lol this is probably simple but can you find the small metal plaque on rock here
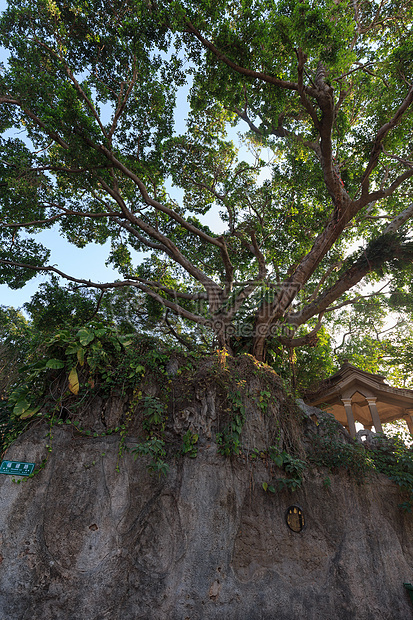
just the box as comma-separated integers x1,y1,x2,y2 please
286,505,305,533
0,460,35,476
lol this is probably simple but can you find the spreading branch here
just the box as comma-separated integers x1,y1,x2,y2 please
359,83,413,196
184,19,300,92
0,259,210,326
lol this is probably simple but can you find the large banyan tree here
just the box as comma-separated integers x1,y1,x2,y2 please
1,0,413,360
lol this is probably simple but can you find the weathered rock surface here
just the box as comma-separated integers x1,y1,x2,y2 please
0,422,412,620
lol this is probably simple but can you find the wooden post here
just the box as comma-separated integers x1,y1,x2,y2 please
404,410,413,436
341,398,357,438
366,397,383,433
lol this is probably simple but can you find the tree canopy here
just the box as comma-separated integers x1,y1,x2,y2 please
1,0,413,364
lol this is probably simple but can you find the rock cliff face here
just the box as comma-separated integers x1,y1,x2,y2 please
0,360,412,619
0,426,412,620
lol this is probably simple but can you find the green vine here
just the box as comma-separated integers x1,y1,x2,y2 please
132,438,169,478
217,387,247,456
308,421,373,482
181,430,199,458
116,387,142,471
132,395,169,477
0,325,177,453
262,445,306,493
368,434,413,511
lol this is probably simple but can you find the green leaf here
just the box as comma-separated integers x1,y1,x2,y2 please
273,455,284,468
13,398,31,417
20,405,41,419
46,358,65,369
77,327,95,346
77,347,85,366
68,367,80,395
262,481,268,491
65,344,81,355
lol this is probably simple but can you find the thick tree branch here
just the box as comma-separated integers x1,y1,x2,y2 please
233,106,289,138
185,19,301,92
1,206,120,228
95,176,223,298
0,97,70,149
278,314,324,347
111,218,171,253
1,214,65,228
250,230,267,280
383,202,413,233
359,83,413,196
33,38,111,140
128,276,208,300
108,58,139,141
218,237,234,300
164,309,196,351
251,187,412,360
296,49,321,130
0,259,209,326
288,206,413,325
76,134,225,250
356,168,413,209
311,61,349,205
221,229,268,321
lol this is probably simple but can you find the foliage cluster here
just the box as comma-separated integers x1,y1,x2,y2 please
0,301,208,475
1,307,413,509
369,434,413,511
216,385,247,457
307,418,413,510
1,0,413,365
308,418,374,481
263,446,307,492
0,315,180,455
132,395,170,477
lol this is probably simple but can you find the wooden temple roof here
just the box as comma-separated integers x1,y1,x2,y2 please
304,361,413,430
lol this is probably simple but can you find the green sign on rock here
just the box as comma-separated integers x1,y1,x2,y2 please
0,460,35,476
